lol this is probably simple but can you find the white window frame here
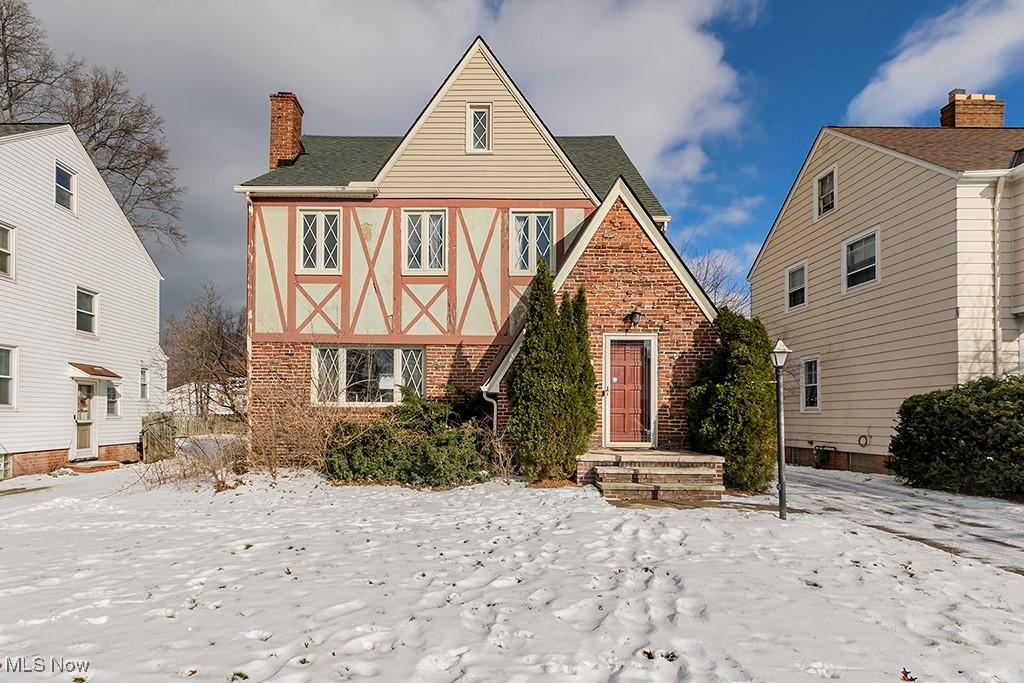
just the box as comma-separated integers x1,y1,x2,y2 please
0,223,14,280
800,356,821,414
466,103,492,153
311,346,425,407
55,160,77,214
784,260,807,312
509,210,556,275
75,287,98,336
812,164,837,222
106,381,121,418
0,345,15,409
297,210,342,273
402,209,447,275
140,367,150,401
841,226,881,294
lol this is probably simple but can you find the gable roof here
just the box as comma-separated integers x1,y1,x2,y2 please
831,126,1024,172
747,124,1024,279
480,177,715,394
0,122,65,138
240,134,666,217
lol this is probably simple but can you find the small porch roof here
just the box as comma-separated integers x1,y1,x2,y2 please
69,363,121,379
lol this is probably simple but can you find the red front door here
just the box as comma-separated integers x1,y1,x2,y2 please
609,340,650,443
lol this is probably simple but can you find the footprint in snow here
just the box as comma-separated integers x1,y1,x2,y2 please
240,629,273,641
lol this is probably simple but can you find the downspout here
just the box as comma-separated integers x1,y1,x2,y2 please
482,390,499,435
993,176,1006,377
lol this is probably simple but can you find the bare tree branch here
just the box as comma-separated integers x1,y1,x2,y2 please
687,249,751,313
0,0,186,248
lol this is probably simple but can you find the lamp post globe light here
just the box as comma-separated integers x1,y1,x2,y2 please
771,340,791,520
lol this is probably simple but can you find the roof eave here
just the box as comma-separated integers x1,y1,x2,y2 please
234,183,380,198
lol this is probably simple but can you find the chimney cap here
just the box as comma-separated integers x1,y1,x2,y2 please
270,91,304,114
948,88,967,101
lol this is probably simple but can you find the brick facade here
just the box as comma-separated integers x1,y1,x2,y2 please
248,197,718,452
557,198,717,449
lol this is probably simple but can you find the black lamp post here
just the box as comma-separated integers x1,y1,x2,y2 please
770,339,792,520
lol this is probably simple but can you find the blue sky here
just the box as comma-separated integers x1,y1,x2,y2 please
29,0,1024,317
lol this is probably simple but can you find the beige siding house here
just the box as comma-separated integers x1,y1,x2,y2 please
749,91,1024,472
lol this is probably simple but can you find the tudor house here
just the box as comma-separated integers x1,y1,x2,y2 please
0,123,165,478
237,38,717,456
749,90,1024,473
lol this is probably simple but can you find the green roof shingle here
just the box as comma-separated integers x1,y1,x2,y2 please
240,134,666,217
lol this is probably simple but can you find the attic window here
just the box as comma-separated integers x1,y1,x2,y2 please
467,104,491,152
815,166,836,219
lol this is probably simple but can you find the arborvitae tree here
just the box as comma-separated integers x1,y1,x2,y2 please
687,308,776,491
507,261,563,478
567,288,597,457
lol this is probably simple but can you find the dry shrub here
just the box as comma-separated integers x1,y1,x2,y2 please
247,380,338,477
136,434,245,492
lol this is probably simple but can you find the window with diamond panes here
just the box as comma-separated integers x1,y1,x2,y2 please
511,212,554,274
405,211,445,272
299,212,340,272
469,105,490,151
401,349,425,398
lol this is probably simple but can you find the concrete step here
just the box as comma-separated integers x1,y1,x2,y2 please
67,460,121,474
596,481,724,502
578,451,723,485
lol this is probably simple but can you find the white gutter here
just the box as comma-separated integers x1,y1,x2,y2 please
232,183,380,198
993,175,1006,377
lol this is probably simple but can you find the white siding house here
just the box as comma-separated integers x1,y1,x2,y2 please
749,91,1024,473
0,123,165,477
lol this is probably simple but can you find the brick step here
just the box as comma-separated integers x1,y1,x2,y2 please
578,452,723,485
594,465,720,485
67,460,121,474
596,481,724,502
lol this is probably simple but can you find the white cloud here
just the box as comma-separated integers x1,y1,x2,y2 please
675,195,763,245
27,0,754,314
847,0,1024,124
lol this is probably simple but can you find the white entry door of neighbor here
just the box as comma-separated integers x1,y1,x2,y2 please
73,381,97,461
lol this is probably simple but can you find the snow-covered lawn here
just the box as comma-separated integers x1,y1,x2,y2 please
1,469,1023,682
739,467,1024,573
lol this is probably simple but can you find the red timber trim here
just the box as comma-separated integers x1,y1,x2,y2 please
246,203,256,338
248,198,595,345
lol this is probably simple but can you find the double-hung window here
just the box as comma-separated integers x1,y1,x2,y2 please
76,288,97,334
313,346,425,405
0,346,14,407
56,162,76,212
0,224,12,278
299,211,341,272
511,212,553,274
843,229,879,292
815,166,836,218
106,383,121,417
467,104,491,152
405,211,446,273
140,367,150,400
785,262,806,311
801,357,820,412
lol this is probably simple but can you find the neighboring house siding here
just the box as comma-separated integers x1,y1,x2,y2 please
955,179,1018,382
376,50,589,200
0,128,164,468
750,132,959,460
1013,176,1024,317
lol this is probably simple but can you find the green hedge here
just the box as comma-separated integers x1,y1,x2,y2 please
888,375,1024,497
687,308,777,492
324,394,491,487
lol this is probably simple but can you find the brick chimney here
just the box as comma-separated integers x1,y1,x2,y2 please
940,89,1005,128
269,92,304,169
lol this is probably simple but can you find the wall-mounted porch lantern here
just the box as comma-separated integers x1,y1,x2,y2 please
626,307,643,327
